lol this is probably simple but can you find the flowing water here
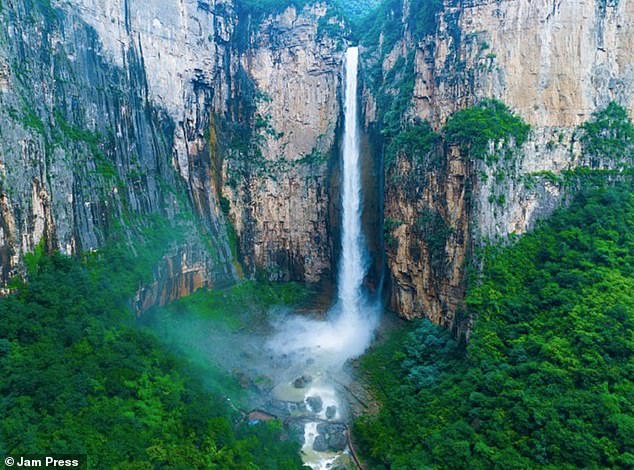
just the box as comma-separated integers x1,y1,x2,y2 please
149,46,379,470
265,46,380,469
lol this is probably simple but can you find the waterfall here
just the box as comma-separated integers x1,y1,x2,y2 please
267,46,379,366
337,46,370,328
266,45,381,469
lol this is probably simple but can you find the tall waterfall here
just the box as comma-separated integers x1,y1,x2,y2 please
267,46,379,366
337,46,370,329
266,46,381,468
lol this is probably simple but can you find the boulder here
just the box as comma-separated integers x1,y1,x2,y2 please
286,420,306,445
313,434,328,452
325,405,337,419
306,395,323,413
327,431,347,451
293,374,312,388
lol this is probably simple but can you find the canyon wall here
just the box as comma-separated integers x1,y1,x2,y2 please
0,0,346,303
2,0,631,324
223,5,345,282
363,0,634,327
0,0,238,305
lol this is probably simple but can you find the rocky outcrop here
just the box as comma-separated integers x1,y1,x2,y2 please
363,0,634,328
416,0,634,127
385,144,469,326
74,0,348,284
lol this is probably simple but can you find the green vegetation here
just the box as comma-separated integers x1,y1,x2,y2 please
366,52,416,139
235,0,309,20
360,0,443,138
356,183,634,469
383,217,402,249
444,99,531,159
297,148,328,166
143,281,309,408
385,120,440,169
154,281,308,333
579,101,634,168
21,106,46,134
0,249,304,468
362,0,442,52
415,208,453,275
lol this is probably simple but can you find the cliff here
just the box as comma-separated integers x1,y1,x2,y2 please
223,4,346,282
0,0,347,303
0,0,241,306
1,0,631,324
362,0,634,328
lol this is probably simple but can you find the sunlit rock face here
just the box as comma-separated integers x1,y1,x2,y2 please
72,0,347,283
363,0,634,329
0,0,240,304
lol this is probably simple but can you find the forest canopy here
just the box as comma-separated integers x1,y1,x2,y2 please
355,182,634,469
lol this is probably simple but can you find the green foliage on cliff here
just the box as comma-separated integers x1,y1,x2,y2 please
0,253,304,468
362,0,442,50
415,208,453,276
235,0,309,19
154,281,308,333
385,120,440,169
579,101,634,168
360,0,443,137
444,99,531,159
383,217,402,249
356,183,634,469
369,52,417,138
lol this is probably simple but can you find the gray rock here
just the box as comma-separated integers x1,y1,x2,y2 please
312,434,328,452
293,374,312,388
286,420,306,445
325,405,337,419
327,431,347,451
306,395,323,413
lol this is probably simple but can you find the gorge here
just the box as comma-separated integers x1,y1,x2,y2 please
0,0,633,468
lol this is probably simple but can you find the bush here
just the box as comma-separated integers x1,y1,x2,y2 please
0,252,304,468
385,121,440,169
443,99,530,159
579,101,634,168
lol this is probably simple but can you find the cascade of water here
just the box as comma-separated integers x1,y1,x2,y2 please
337,46,369,325
266,45,380,470
267,46,378,364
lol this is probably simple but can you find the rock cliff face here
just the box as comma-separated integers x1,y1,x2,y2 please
0,0,346,303
363,0,634,328
223,4,345,282
0,0,238,305
2,0,630,325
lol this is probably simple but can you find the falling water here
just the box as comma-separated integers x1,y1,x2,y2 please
338,46,369,326
267,46,379,363
263,46,381,469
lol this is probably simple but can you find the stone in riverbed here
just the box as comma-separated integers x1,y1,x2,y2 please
327,431,347,451
306,395,323,413
293,375,312,388
330,454,354,469
315,422,347,451
286,420,306,445
313,434,328,452
317,422,346,435
325,405,337,419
